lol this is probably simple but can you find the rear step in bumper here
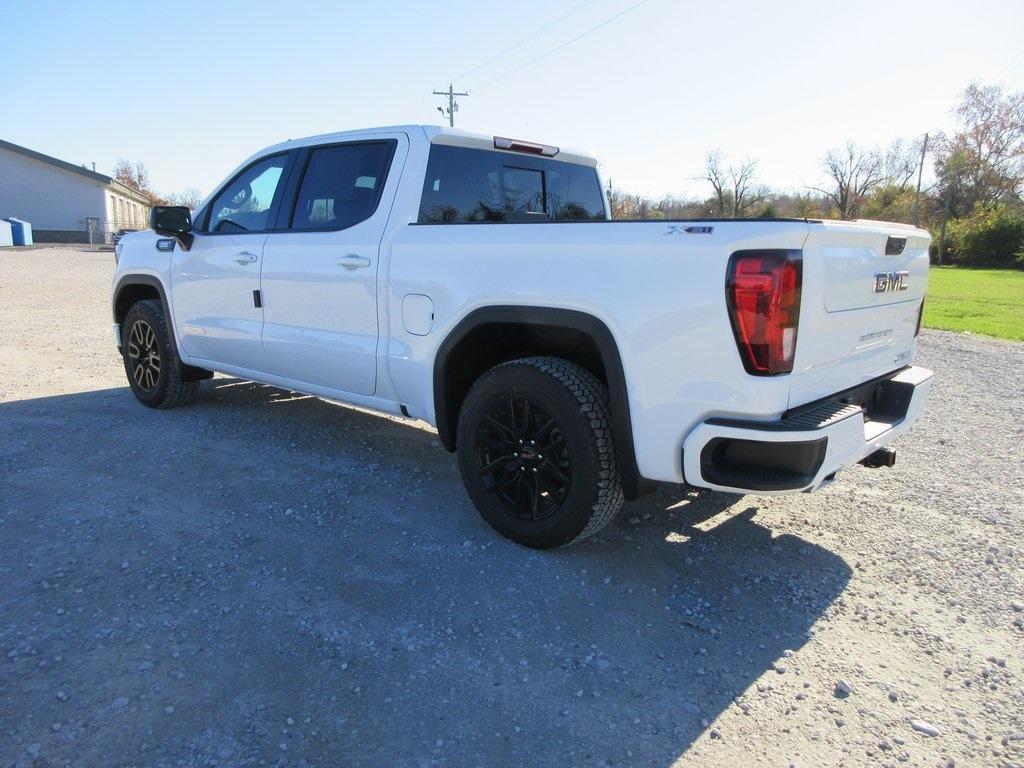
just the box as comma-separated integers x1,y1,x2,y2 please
681,366,933,495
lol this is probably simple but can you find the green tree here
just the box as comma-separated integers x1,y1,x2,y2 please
945,203,1024,268
934,83,1024,215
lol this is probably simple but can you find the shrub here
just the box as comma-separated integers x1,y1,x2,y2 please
862,185,916,224
944,204,1024,268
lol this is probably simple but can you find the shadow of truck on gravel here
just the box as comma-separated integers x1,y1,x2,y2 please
0,379,852,768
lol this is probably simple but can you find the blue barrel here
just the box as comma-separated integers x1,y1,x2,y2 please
0,220,12,247
5,218,33,246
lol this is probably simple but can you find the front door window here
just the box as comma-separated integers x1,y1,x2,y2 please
206,155,288,233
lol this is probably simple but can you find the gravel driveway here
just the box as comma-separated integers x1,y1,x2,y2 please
1,248,1022,768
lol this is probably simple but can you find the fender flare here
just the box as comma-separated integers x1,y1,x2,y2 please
113,274,211,381
113,273,170,323
433,305,653,499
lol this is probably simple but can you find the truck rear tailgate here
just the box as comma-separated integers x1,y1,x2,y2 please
789,220,929,408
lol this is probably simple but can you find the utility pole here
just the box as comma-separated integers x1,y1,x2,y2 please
433,83,468,127
912,132,929,227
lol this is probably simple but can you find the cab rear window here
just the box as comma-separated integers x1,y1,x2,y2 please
418,145,605,223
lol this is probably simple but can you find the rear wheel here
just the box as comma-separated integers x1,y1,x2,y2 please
121,299,199,409
456,356,624,548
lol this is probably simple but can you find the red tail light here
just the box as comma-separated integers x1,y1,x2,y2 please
726,250,802,376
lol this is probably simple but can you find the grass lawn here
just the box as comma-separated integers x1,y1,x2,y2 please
924,267,1024,341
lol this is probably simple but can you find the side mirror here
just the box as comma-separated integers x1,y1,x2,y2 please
149,206,193,250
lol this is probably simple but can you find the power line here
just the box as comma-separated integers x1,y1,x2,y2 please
467,0,654,93
450,0,599,83
993,44,1024,82
408,0,596,120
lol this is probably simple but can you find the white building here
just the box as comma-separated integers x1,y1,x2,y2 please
0,139,152,243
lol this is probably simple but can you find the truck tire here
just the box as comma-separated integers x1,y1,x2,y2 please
121,299,200,409
456,356,624,548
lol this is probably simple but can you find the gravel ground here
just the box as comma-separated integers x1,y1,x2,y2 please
1,247,1022,768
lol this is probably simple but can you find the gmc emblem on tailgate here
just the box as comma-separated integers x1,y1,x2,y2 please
873,270,909,293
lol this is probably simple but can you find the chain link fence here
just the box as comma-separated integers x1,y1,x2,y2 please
86,217,145,245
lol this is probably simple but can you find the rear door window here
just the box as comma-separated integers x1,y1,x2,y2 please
289,141,396,231
419,146,504,222
418,145,605,223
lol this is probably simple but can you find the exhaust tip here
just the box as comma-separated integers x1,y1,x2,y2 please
859,447,896,469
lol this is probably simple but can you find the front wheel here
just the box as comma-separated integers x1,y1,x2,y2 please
121,299,199,409
455,357,624,549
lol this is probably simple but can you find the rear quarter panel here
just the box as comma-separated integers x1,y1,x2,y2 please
386,220,810,483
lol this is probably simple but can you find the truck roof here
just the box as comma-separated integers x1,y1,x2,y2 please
269,125,599,168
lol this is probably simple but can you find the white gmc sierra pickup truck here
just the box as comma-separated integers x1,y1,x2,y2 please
112,125,933,548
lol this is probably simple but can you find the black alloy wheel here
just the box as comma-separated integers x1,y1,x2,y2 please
474,394,572,521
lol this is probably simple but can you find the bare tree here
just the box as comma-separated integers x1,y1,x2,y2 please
729,158,768,217
653,195,711,218
702,151,729,216
701,151,768,217
607,190,652,219
113,159,152,196
168,187,204,209
810,142,884,219
882,138,922,189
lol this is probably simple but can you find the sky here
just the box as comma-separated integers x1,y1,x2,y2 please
2,0,1024,201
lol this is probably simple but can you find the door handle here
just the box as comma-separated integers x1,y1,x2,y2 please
234,251,258,265
337,254,371,270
